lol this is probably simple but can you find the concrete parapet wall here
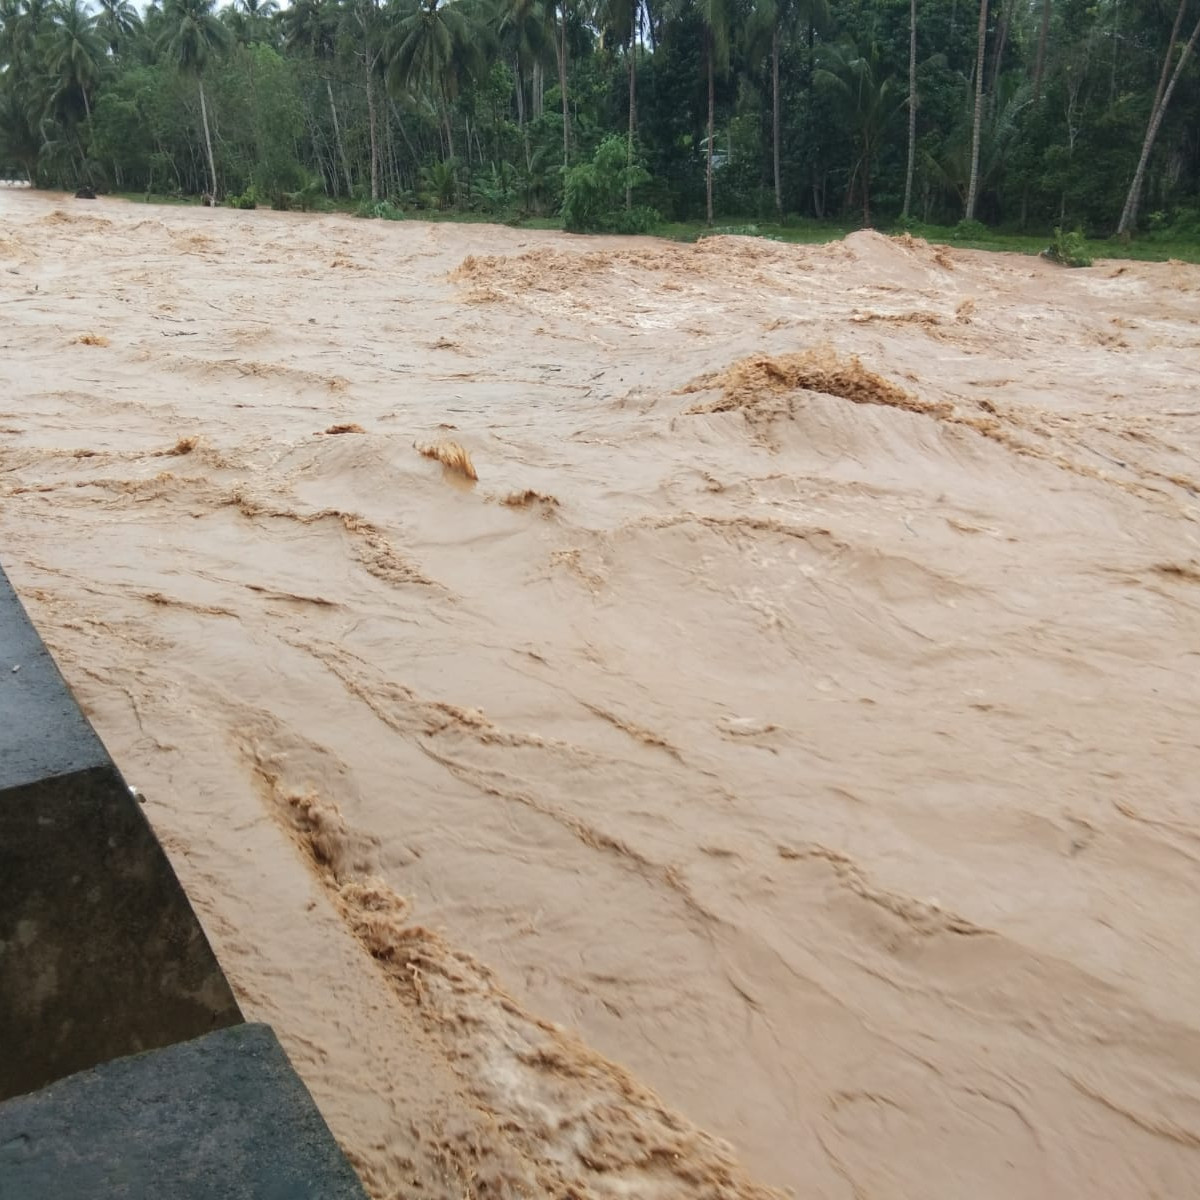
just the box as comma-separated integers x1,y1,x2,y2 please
1,561,367,1197
0,1024,368,1199
0,562,243,1101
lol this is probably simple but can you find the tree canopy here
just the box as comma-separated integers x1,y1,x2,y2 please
1,0,1197,234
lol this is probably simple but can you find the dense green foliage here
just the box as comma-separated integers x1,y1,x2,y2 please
1047,225,1093,265
1,0,1198,234
561,132,655,230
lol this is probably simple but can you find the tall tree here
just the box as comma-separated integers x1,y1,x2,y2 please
495,0,553,169
902,0,916,217
748,0,827,218
160,0,230,198
95,0,141,56
282,0,352,195
599,0,641,206
45,0,105,121
555,0,570,165
383,0,485,164
963,0,987,219
348,0,382,199
15,0,52,69
0,0,44,183
226,0,280,46
815,38,899,224
1117,0,1200,234
1032,0,1050,101
696,0,733,223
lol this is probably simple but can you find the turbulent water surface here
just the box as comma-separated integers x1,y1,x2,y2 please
3,190,1200,1198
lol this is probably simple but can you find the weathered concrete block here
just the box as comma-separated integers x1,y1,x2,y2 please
0,564,108,794
0,563,242,1101
0,1023,368,1199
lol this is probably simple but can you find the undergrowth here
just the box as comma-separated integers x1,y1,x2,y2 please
1046,227,1094,267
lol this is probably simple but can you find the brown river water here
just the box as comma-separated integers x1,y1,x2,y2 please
3,188,1200,1198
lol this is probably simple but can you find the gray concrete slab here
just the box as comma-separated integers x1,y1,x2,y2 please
0,562,242,1101
0,563,108,792
0,1023,368,1199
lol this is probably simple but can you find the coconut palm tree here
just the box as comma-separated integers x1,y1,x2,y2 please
494,0,553,168
597,0,645,206
554,0,572,165
963,0,986,220
901,0,916,217
1,0,52,178
160,0,230,198
693,0,733,224
382,0,486,163
282,0,352,194
45,0,105,121
815,38,900,225
0,0,23,65
747,0,827,217
95,0,140,55
16,0,52,64
1117,0,1200,235
1031,0,1053,99
225,0,278,46
0,88,38,180
347,0,384,198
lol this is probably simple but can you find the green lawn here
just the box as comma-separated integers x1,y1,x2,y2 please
106,191,1200,264
112,191,205,206
657,217,1200,263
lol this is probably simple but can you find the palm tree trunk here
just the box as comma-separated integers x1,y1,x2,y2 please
1109,0,1119,101
1146,0,1185,118
806,18,819,216
706,29,714,225
1032,0,1050,101
366,60,380,200
964,0,987,220
558,0,570,166
198,77,218,200
389,98,419,170
987,0,1011,97
326,77,352,197
902,0,917,218
772,20,781,217
626,22,636,209
515,56,531,169
384,100,398,194
1118,8,1200,235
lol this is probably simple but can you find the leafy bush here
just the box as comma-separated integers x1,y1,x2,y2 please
517,147,555,216
284,173,326,212
607,205,661,234
561,135,659,234
228,186,259,210
951,218,989,240
1046,226,1093,267
419,160,458,210
472,161,518,214
1165,208,1200,237
355,199,405,220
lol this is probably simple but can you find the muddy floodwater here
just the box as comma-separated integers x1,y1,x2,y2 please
3,189,1200,1199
